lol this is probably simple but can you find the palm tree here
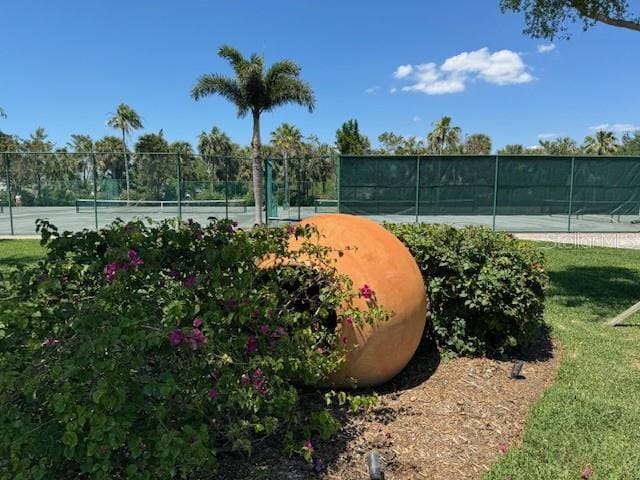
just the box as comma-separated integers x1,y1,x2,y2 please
464,133,492,154
198,127,234,191
191,45,315,224
583,131,618,155
270,123,303,210
107,103,143,203
428,116,461,154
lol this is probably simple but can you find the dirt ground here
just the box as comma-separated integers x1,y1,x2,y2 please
217,335,560,480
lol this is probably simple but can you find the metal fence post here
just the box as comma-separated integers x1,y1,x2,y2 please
336,155,341,213
224,157,230,220
176,153,182,220
492,155,499,231
567,156,575,233
4,152,14,236
92,150,98,229
415,156,420,223
297,157,302,221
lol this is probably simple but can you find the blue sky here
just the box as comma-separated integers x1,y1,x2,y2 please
1,0,638,151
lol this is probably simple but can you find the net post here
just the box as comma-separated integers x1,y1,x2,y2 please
492,155,499,231
176,153,182,221
415,156,420,223
91,150,98,229
224,156,230,220
4,152,14,236
568,156,575,233
336,155,341,213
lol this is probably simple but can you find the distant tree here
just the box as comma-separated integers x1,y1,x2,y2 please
498,144,526,155
377,132,428,155
583,130,618,155
134,131,172,200
500,0,640,39
191,44,315,224
538,136,580,155
335,119,370,155
23,127,54,199
170,140,198,181
198,127,235,188
107,103,144,203
464,133,492,154
94,136,126,180
271,123,303,209
67,134,94,184
427,116,461,154
619,131,640,155
302,135,337,193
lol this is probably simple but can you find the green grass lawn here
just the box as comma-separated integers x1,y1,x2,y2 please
0,239,45,273
1,240,639,478
486,245,640,480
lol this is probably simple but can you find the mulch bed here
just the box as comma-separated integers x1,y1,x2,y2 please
217,335,560,479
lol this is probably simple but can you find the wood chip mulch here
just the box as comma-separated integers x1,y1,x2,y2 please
217,334,560,480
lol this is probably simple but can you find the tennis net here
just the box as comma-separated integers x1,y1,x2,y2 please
75,199,247,214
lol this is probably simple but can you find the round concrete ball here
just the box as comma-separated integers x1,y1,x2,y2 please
290,214,428,388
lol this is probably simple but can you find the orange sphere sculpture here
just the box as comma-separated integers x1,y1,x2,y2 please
289,214,427,388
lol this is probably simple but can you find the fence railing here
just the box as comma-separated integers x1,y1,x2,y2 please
339,154,640,232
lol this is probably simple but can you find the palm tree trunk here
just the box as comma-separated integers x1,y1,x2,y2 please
121,128,130,204
251,111,264,224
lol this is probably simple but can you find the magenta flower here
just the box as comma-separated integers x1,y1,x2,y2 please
246,335,258,354
207,387,218,399
193,318,203,328
42,337,60,348
241,374,251,386
183,276,197,289
104,261,121,283
169,329,184,347
168,270,179,279
303,440,314,452
127,249,144,268
251,368,267,395
187,218,194,226
188,328,206,349
287,224,298,235
259,324,270,335
272,326,286,338
341,336,348,345
359,284,373,300
344,316,353,326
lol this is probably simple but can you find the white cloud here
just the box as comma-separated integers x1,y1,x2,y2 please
537,44,556,53
389,87,397,93
537,132,559,139
393,47,533,95
364,86,380,94
393,64,414,79
589,123,640,132
412,116,422,122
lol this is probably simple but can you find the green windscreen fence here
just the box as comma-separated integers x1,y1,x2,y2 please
339,155,640,232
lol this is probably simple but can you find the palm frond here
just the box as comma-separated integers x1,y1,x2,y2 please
191,74,249,117
265,77,315,113
218,45,248,73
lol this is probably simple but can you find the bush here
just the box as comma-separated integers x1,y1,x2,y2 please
386,223,547,358
0,218,383,479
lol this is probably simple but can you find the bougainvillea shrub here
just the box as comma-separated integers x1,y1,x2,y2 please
0,218,384,479
386,223,547,358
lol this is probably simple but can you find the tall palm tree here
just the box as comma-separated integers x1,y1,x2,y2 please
107,103,143,203
191,45,315,224
583,130,618,155
427,116,461,154
464,133,492,154
270,123,303,210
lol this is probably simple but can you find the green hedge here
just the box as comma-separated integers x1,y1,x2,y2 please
386,223,547,357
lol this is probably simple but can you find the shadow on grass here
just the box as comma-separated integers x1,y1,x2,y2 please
548,266,640,318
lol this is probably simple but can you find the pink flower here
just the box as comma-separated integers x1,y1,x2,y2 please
127,249,144,268
246,335,258,354
169,329,184,347
193,318,203,328
259,324,270,335
250,368,267,395
287,224,298,235
344,316,353,326
316,347,328,355
188,328,206,349
104,261,121,283
359,284,373,300
499,443,508,453
207,387,218,399
272,326,286,338
341,336,348,345
581,465,593,480
241,374,251,386
42,337,60,348
183,276,197,289
303,440,314,452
